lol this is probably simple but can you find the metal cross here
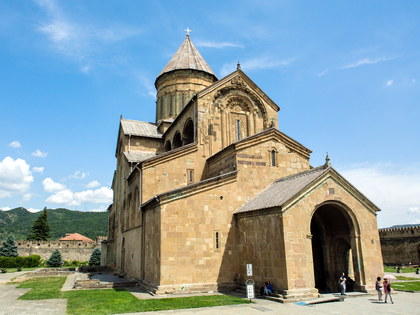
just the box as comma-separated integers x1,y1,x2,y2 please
184,27,192,36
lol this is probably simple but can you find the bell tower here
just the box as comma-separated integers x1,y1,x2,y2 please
155,31,217,123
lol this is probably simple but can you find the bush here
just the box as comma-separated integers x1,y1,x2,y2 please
0,255,41,268
47,250,62,267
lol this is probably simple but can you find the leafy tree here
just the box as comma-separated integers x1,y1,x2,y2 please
27,207,50,241
89,248,101,266
47,249,62,267
0,234,18,257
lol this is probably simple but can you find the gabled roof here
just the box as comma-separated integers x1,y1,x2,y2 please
236,165,380,214
123,151,156,163
59,233,94,242
157,35,216,80
236,166,328,214
120,119,162,139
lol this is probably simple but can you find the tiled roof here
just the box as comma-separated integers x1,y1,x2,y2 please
123,151,156,163
59,233,94,242
236,166,329,214
120,119,162,138
158,35,216,78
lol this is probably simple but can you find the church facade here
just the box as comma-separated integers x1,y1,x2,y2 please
102,34,383,299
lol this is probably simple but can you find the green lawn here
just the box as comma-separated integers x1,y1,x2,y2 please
392,281,420,291
17,277,250,315
384,266,418,273
395,275,419,280
3,267,40,273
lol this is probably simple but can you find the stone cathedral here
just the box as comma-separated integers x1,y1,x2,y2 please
102,34,383,299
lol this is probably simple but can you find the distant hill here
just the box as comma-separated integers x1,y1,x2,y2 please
0,207,108,241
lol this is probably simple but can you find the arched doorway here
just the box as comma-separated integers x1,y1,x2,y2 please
310,202,359,293
173,132,182,149
182,119,194,145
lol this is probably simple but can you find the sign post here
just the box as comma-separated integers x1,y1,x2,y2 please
246,263,254,301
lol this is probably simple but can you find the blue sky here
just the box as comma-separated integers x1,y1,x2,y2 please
0,0,419,228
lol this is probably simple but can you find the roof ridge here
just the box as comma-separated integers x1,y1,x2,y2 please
274,165,328,183
121,118,156,125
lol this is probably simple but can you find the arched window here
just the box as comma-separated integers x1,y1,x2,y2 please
235,119,241,141
173,132,182,149
182,119,194,145
164,140,172,151
271,150,277,167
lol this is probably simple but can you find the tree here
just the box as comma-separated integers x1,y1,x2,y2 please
47,249,62,267
89,248,101,266
0,234,18,257
27,207,50,241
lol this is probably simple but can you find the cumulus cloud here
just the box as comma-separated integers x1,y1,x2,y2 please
88,206,108,212
23,193,32,201
196,40,244,49
32,149,48,158
0,207,11,211
32,166,45,173
69,170,89,179
46,186,113,206
27,208,42,213
9,141,21,148
0,157,34,198
42,177,66,192
86,180,100,188
220,56,295,76
340,163,420,228
386,79,394,86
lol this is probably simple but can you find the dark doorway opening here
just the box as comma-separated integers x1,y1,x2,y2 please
311,203,356,293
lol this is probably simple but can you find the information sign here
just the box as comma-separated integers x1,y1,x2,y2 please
246,263,253,277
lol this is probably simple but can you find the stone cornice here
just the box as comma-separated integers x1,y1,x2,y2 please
141,171,238,211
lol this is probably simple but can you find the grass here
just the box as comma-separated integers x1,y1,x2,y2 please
3,267,40,273
384,266,418,273
16,277,249,315
392,281,420,291
395,275,419,280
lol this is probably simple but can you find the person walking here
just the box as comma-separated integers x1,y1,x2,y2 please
383,278,394,304
339,273,346,295
375,276,383,301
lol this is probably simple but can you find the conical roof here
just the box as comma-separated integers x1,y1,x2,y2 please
157,35,216,79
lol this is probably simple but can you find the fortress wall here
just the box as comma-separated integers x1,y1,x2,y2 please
15,240,101,262
379,226,420,265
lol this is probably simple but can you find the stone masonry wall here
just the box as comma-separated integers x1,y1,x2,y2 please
379,225,420,265
14,239,102,262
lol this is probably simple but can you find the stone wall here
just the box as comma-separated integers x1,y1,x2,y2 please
379,225,420,265
14,239,102,262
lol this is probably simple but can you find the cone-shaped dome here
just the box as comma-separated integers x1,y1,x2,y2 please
157,35,216,80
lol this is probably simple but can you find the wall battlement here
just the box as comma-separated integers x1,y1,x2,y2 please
379,225,420,265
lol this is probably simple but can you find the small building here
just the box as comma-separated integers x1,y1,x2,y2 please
59,233,94,243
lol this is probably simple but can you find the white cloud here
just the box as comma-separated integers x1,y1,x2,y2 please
386,79,394,86
0,157,34,198
69,170,89,179
316,69,329,77
88,206,108,212
196,40,244,49
86,180,100,188
0,207,11,211
32,166,45,173
46,186,113,206
220,56,295,77
35,0,142,61
42,177,66,192
23,193,32,201
32,149,48,158
340,163,420,228
135,74,155,98
341,56,395,69
27,208,42,213
9,141,22,148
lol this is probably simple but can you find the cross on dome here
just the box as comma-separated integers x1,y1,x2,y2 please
184,27,192,37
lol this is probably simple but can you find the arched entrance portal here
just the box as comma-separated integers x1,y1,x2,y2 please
311,202,360,293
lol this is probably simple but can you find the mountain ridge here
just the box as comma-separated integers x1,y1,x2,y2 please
0,207,108,241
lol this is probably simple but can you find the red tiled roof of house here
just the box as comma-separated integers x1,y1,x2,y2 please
59,233,94,242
